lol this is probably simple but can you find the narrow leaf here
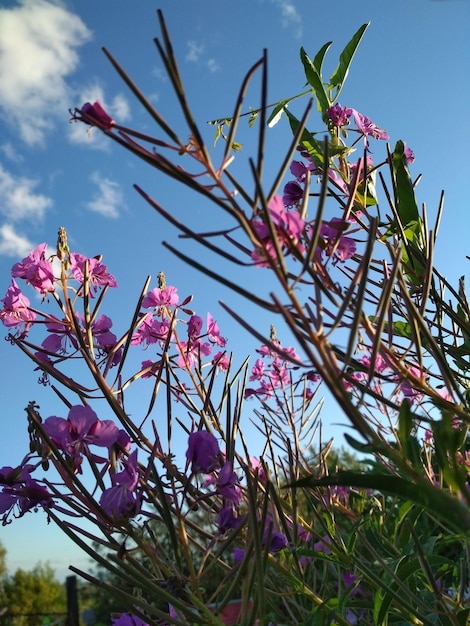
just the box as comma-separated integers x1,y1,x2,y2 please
300,47,330,113
329,23,369,100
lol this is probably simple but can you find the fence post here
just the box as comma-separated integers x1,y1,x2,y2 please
66,576,79,626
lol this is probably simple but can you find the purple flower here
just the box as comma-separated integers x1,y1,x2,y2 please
214,462,241,505
142,285,179,309
0,465,53,523
207,312,226,347
11,243,55,295
212,351,230,371
111,614,148,626
217,506,243,532
100,450,141,521
80,101,115,129
0,280,36,333
318,218,356,264
43,405,120,470
186,431,220,473
352,109,389,141
187,315,203,338
327,103,353,127
69,253,118,295
251,194,305,267
262,517,288,552
282,180,303,206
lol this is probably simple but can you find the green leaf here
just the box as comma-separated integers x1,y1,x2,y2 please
300,47,331,114
291,470,470,534
329,23,370,101
392,140,419,229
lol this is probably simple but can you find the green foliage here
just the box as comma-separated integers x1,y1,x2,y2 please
0,564,66,626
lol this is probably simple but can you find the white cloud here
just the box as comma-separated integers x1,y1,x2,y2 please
87,172,123,218
0,163,52,222
186,40,204,63
0,142,24,163
207,59,220,73
0,223,35,257
271,0,302,38
0,0,91,146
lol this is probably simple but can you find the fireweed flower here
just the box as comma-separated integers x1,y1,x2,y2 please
142,285,179,309
212,351,230,371
186,431,220,473
327,103,353,128
0,465,53,524
69,253,118,295
80,101,115,129
0,279,36,334
177,337,212,368
251,194,305,267
351,109,389,142
11,243,55,295
187,314,203,338
43,405,120,471
100,450,142,521
318,218,357,264
111,614,149,626
131,315,171,348
207,312,227,347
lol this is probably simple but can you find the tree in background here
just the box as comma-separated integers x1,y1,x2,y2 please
0,562,66,626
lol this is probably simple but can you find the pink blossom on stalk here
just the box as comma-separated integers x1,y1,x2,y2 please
251,194,305,267
43,405,120,471
351,109,389,141
186,431,220,473
11,243,55,295
69,253,117,295
207,312,226,347
283,181,304,206
177,338,212,368
99,450,141,521
111,614,148,626
131,314,171,347
0,280,36,333
318,218,356,264
0,465,53,524
187,314,203,338
142,285,179,309
327,103,353,127
80,101,115,129
250,358,265,381
212,351,230,371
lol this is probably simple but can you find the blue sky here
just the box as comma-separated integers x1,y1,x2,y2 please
0,0,469,581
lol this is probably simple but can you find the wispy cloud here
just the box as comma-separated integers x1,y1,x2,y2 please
0,164,52,222
0,223,35,258
87,172,123,218
186,40,205,63
0,0,92,146
271,0,302,38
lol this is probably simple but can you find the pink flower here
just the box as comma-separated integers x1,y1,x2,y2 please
0,280,36,333
186,431,220,473
187,314,203,338
327,103,353,127
0,465,53,524
212,351,230,371
352,109,389,141
69,253,117,295
251,194,305,267
80,101,115,129
142,285,179,309
43,405,120,470
318,218,356,264
11,243,55,295
207,312,227,347
100,450,141,521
